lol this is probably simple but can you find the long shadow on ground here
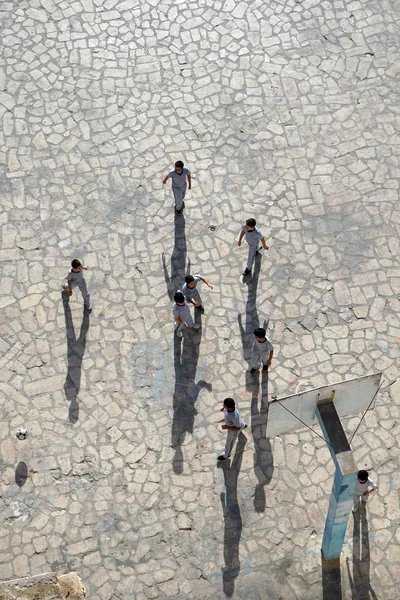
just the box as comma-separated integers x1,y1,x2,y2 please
218,432,247,598
162,213,190,300
238,252,274,512
63,295,90,423
171,325,211,474
347,503,378,599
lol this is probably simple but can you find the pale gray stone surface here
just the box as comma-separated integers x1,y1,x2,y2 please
1,0,400,598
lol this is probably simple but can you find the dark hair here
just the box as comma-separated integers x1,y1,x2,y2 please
71,258,82,268
246,218,256,228
358,470,368,481
185,275,195,284
254,327,266,338
223,398,235,409
174,291,185,303
175,160,184,169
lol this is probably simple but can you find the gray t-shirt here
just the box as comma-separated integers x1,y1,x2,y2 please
224,407,243,429
67,268,84,284
169,168,190,189
252,337,274,356
241,225,263,247
173,302,191,323
182,275,202,301
354,478,377,496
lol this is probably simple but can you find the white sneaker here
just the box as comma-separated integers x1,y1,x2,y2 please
192,324,201,329
176,330,183,338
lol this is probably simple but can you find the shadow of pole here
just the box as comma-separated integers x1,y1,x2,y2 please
322,557,342,600
171,327,211,474
346,504,378,599
218,432,247,598
63,295,90,423
238,253,274,512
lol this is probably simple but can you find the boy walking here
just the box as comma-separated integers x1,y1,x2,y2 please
251,327,274,373
353,470,377,512
62,258,92,313
162,160,191,215
237,218,269,276
182,274,213,314
173,291,200,337
217,398,247,461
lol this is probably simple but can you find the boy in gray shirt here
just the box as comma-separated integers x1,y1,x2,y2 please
182,274,213,314
217,398,247,460
162,160,191,215
62,258,92,313
251,327,274,373
237,217,269,276
173,291,200,338
353,470,377,512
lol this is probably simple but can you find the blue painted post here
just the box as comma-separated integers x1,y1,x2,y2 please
316,398,358,561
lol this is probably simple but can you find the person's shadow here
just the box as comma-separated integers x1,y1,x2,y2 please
346,503,378,599
171,326,211,474
251,368,273,512
218,432,247,598
63,295,90,423
238,253,274,512
162,213,190,300
162,213,210,473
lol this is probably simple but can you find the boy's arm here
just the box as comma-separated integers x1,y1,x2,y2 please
187,172,191,190
364,480,377,495
222,425,241,431
83,266,88,270
237,230,245,247
67,278,73,295
173,308,182,324
201,277,213,289
267,350,274,367
261,236,269,250
162,174,170,184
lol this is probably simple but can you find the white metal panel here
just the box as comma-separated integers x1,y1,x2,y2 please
266,373,381,438
266,392,318,438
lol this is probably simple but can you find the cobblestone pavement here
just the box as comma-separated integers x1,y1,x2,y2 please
1,0,400,599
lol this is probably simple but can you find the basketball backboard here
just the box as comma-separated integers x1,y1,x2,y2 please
266,373,382,438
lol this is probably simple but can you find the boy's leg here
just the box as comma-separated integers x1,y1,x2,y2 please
78,280,91,308
175,322,183,338
261,348,270,370
250,348,261,372
193,289,204,312
223,429,239,458
192,289,202,305
352,494,361,512
184,310,201,330
173,187,185,212
246,245,257,271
